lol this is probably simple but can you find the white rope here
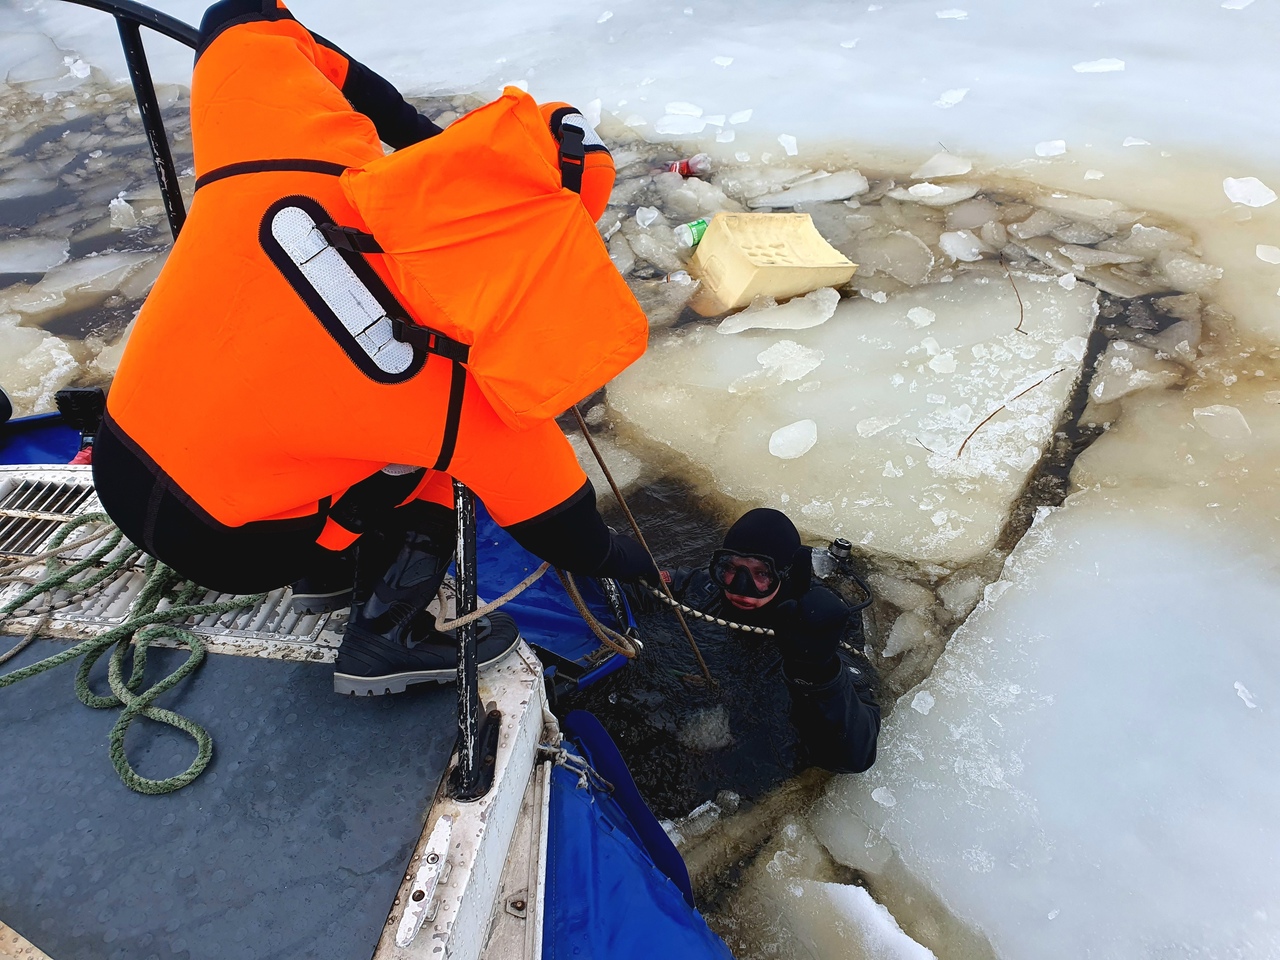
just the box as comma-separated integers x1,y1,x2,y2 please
433,561,551,632
644,584,775,636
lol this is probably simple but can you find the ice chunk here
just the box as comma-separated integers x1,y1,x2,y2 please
1234,682,1258,709
629,272,699,328
852,230,935,285
757,340,823,381
1256,244,1280,264
1057,273,1076,290
933,88,968,108
871,787,896,808
1157,253,1223,293
610,276,1097,564
608,234,635,276
1147,317,1202,364
911,152,972,179
887,182,979,207
568,431,644,504
108,196,138,229
1101,223,1193,255
1035,140,1067,157
1222,0,1255,7
635,206,661,228
946,199,999,231
729,109,753,124
1192,404,1251,440
1050,221,1109,244
938,230,985,262
1223,177,1277,207
769,419,818,459
9,251,159,325
1072,58,1125,72
868,572,934,611
1008,209,1068,240
1084,169,1105,180
908,306,937,328
748,169,869,207
911,690,936,715
777,135,800,156
1089,341,1182,403
0,237,69,275
0,319,80,416
1122,136,1150,147
718,287,841,334
938,572,985,619
1056,244,1142,267
936,8,968,18
712,55,733,66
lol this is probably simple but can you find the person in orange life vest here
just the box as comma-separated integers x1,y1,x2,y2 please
90,0,655,696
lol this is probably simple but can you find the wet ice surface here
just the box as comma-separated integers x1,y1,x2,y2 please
0,43,184,416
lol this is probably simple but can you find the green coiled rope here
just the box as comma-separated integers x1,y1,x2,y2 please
0,513,265,794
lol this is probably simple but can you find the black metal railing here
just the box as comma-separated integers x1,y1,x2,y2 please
60,0,197,240
55,0,497,801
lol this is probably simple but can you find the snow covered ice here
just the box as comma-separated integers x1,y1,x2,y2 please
812,379,1280,958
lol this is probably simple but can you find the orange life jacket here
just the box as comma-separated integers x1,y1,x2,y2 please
107,12,645,532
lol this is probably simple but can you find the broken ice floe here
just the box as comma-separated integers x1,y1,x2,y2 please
1035,140,1067,157
910,152,972,179
886,182,979,208
821,460,1280,960
748,170,869,208
609,274,1098,564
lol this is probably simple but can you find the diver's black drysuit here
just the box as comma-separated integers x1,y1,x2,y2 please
652,559,880,774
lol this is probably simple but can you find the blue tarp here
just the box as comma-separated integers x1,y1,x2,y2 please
544,711,735,960
474,503,630,683
0,414,78,466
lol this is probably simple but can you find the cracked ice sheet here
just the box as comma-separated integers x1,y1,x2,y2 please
608,275,1096,564
813,384,1280,959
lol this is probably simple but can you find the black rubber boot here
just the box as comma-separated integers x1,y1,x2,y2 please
333,503,520,695
289,544,358,615
334,611,521,696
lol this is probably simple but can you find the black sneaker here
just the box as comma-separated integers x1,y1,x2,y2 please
333,612,521,696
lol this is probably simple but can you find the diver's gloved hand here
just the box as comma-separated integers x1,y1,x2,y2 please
597,532,661,585
772,588,848,685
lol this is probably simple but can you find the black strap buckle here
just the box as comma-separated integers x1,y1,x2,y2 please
319,222,383,254
558,122,585,195
390,318,471,363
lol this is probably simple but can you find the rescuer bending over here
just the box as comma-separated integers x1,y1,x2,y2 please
92,0,656,695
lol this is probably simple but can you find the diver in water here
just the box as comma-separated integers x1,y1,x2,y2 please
641,508,880,774
92,0,656,696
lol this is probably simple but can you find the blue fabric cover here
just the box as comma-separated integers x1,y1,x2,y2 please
544,711,734,960
475,502,630,677
0,414,78,465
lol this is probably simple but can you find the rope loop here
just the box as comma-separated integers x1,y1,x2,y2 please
1,516,264,794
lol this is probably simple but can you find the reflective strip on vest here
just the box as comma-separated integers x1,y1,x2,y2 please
270,204,415,376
